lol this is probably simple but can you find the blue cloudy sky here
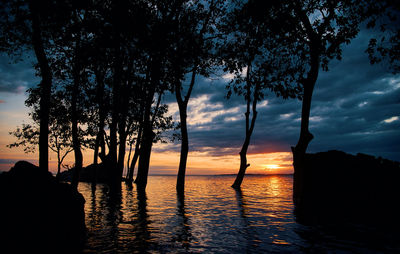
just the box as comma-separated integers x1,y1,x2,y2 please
0,29,399,173
159,30,400,161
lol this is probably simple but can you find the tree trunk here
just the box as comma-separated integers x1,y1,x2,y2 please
232,64,257,189
108,23,122,190
108,111,118,181
176,70,196,193
135,91,158,191
135,58,159,192
291,6,321,206
135,127,154,191
71,57,83,190
232,135,252,189
29,1,52,172
127,126,142,182
92,70,106,190
117,119,127,183
56,150,61,178
125,139,133,179
116,82,130,184
292,80,317,206
70,28,84,190
135,90,160,190
176,105,188,193
93,71,105,164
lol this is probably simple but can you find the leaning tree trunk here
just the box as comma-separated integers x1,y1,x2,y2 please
232,65,258,189
232,135,252,189
231,102,258,189
176,70,196,193
29,1,52,172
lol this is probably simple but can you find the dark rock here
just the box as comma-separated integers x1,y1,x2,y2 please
295,150,400,229
0,161,86,253
58,162,109,183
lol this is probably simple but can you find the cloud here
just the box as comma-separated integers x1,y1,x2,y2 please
0,53,39,93
164,30,400,162
382,116,399,123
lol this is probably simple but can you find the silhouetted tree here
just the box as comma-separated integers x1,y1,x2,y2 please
285,0,372,205
221,0,302,189
167,0,226,193
45,1,95,190
0,0,69,171
366,0,400,74
134,2,176,191
8,91,73,177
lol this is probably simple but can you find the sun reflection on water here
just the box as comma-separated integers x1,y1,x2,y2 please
79,175,302,253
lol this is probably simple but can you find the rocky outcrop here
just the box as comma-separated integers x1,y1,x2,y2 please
58,162,109,183
294,150,400,228
0,161,86,253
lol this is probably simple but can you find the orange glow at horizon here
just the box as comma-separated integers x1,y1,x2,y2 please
0,90,294,176
0,144,294,175
147,150,293,175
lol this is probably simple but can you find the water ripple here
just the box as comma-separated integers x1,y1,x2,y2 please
79,175,398,253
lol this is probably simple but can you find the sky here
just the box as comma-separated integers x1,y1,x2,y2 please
0,30,399,175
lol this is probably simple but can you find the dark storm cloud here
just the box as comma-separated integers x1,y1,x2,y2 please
163,30,399,161
0,54,38,93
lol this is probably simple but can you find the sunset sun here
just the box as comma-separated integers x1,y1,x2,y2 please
264,164,281,170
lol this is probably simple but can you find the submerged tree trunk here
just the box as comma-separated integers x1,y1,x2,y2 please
127,126,142,183
136,91,163,191
176,70,196,193
29,1,52,172
125,138,133,179
135,96,155,190
291,7,321,206
232,135,252,189
232,65,258,189
116,81,130,183
176,106,189,193
117,118,127,182
135,59,160,192
135,127,155,191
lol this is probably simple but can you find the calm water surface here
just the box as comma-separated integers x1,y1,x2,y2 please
78,175,398,253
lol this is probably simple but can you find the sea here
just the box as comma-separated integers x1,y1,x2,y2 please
78,175,399,253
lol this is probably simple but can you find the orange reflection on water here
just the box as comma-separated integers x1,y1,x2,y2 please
79,175,297,253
